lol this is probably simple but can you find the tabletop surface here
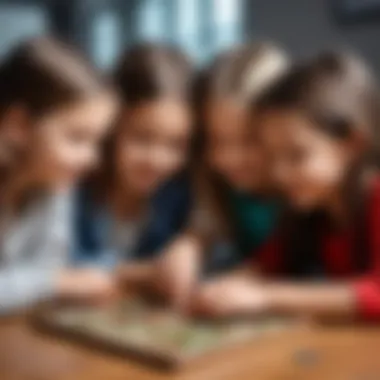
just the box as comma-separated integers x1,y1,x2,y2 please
1,316,380,380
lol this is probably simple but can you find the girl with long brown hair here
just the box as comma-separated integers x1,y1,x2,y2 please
152,42,290,309
72,43,194,288
0,37,117,314
192,51,380,322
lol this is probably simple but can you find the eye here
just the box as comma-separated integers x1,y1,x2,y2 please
313,113,351,139
66,128,90,144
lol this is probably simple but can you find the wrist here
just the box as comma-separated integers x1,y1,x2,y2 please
262,284,286,314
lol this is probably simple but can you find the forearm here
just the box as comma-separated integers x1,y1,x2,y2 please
152,232,205,307
264,282,356,320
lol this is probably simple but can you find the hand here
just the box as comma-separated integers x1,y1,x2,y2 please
56,269,118,305
116,262,154,290
190,274,268,318
151,242,201,310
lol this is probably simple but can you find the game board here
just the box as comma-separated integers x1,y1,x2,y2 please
37,298,294,369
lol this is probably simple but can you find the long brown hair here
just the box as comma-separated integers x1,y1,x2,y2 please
189,42,289,239
256,51,380,276
95,43,193,198
257,51,379,153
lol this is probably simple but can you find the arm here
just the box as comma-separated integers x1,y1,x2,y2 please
263,281,356,320
191,275,355,320
150,169,229,308
117,260,155,290
151,231,204,309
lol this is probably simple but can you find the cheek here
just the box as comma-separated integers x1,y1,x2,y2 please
303,149,346,186
285,149,347,209
50,135,85,167
34,128,65,164
35,128,92,175
118,141,185,179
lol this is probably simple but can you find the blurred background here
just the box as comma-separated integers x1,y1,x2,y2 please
0,0,380,70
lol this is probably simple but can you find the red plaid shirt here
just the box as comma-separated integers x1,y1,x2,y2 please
251,177,380,321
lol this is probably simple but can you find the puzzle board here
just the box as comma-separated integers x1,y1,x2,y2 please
38,298,294,369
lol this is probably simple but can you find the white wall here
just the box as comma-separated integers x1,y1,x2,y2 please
245,0,380,72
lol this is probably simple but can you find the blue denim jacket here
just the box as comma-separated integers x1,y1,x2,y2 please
71,174,192,269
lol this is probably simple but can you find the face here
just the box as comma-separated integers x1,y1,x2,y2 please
205,98,271,192
259,109,357,210
28,93,117,189
114,98,191,195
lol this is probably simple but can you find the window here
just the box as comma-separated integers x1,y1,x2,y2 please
136,0,243,62
92,10,121,68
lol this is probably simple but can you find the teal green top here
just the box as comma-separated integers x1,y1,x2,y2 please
228,190,279,256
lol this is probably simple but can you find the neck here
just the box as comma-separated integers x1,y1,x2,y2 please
108,181,146,220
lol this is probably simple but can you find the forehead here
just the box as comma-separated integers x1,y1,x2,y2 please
259,109,322,147
128,98,188,118
41,93,117,127
121,98,192,134
206,98,249,135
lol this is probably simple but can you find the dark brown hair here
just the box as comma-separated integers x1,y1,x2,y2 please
256,51,380,277
257,51,379,151
0,36,112,119
193,42,289,157
114,43,192,106
95,43,193,197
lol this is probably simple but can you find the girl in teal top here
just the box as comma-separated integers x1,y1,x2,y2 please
148,43,290,306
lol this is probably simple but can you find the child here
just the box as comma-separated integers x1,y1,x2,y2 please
0,37,118,314
152,43,289,307
193,51,380,321
72,44,193,286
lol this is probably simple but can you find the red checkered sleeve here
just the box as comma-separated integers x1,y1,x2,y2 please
353,178,380,320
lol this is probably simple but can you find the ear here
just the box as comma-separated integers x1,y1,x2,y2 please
1,105,31,147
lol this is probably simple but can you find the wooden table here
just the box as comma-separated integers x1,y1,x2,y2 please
1,316,380,380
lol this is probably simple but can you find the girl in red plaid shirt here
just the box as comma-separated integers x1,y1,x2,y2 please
192,51,380,322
